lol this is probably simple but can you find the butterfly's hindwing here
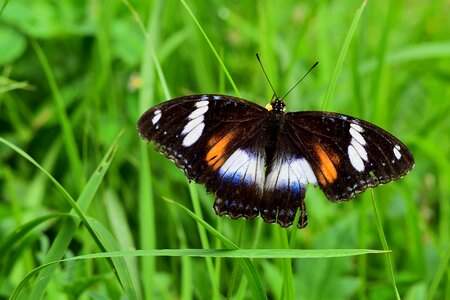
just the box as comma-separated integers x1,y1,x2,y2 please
211,137,266,219
284,111,414,201
261,133,318,228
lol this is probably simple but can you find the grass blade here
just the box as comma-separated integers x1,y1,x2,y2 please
164,197,268,300
371,191,401,300
30,39,84,191
321,0,367,110
180,0,240,97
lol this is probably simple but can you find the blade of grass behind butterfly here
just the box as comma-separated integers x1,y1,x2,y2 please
278,210,304,300
179,1,240,296
0,0,9,16
123,0,163,297
180,0,240,97
371,190,401,300
124,0,220,297
30,39,84,192
187,182,221,299
164,197,269,300
426,245,450,300
321,0,367,111
319,2,371,297
279,228,294,300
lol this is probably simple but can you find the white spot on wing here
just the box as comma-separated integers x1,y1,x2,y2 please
181,115,204,135
348,122,369,171
152,110,161,125
350,123,363,132
350,127,366,146
265,159,282,190
196,100,209,107
351,138,368,161
245,154,257,182
220,149,246,175
219,149,264,190
265,157,315,192
348,144,365,172
393,144,402,160
293,158,318,185
182,122,205,147
181,102,209,147
276,163,290,187
188,106,209,120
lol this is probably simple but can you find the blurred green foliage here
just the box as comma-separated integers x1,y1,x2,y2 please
0,0,449,299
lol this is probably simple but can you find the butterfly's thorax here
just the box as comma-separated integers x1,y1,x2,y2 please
265,98,286,162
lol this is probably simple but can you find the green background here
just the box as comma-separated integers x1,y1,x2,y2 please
1,0,449,299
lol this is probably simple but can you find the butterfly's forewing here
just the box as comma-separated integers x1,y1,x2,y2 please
137,95,269,219
284,111,414,202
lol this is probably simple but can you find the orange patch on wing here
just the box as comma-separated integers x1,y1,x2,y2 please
314,144,338,185
205,131,236,170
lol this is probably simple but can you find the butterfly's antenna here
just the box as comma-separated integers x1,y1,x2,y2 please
281,61,319,100
256,53,279,99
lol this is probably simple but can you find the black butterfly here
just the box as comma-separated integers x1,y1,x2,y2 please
137,94,414,228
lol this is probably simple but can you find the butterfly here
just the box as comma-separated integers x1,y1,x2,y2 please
137,93,414,228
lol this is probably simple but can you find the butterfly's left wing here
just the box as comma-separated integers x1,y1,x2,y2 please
137,94,269,219
284,111,415,202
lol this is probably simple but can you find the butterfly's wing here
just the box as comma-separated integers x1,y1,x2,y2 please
284,111,414,202
261,131,318,228
137,94,269,219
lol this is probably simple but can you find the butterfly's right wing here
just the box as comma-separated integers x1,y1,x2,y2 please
137,94,269,219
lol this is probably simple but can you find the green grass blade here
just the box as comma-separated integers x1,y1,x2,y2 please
279,229,294,300
188,184,221,298
163,197,268,300
0,0,9,15
321,0,367,110
86,216,138,299
7,245,388,299
0,213,67,257
426,245,450,300
12,248,392,263
136,1,163,297
371,191,401,300
180,0,240,97
30,39,84,191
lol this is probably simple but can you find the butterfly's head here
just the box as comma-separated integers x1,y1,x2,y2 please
266,98,286,113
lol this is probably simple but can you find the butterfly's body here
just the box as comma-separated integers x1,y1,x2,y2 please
138,94,414,228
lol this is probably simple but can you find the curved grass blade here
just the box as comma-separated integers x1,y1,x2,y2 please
0,213,67,258
321,0,367,110
30,39,84,191
10,246,388,300
180,0,240,97
163,197,268,300
371,191,401,300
